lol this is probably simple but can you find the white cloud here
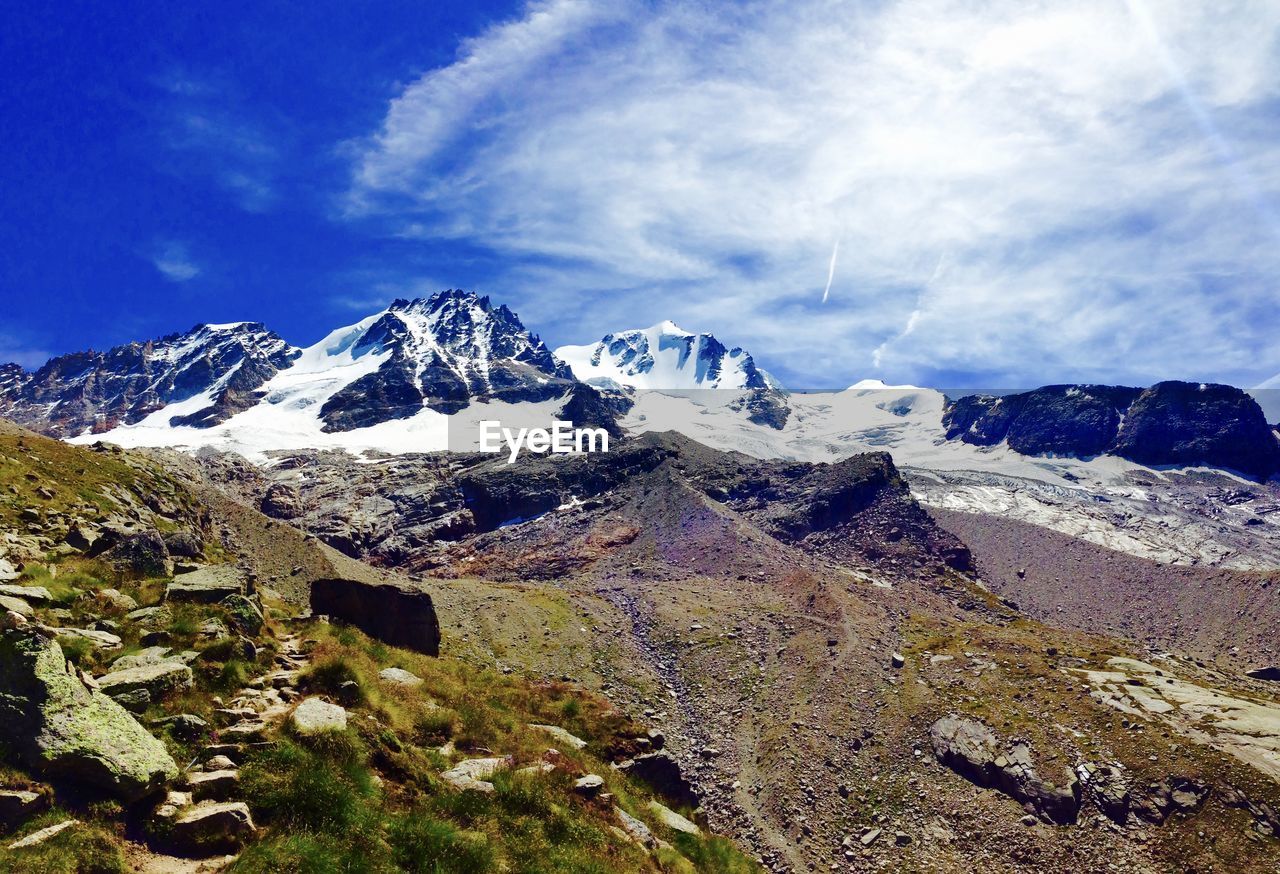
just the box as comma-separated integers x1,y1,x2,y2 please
152,241,201,282
348,0,1280,388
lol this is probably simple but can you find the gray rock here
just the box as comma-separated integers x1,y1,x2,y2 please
0,630,178,800
93,588,138,612
290,697,347,734
440,757,510,793
186,769,239,802
161,531,204,559
573,774,605,797
46,626,123,650
165,566,246,604
860,827,881,846
65,526,99,552
528,723,587,750
97,660,194,708
648,800,700,834
930,715,1079,825
613,806,657,848
0,585,52,604
125,605,172,628
613,751,699,809
378,667,424,687
154,714,209,741
0,788,49,828
169,801,255,854
110,646,174,672
260,484,304,519
0,559,20,582
7,819,78,849
221,594,263,636
0,596,33,618
102,531,170,578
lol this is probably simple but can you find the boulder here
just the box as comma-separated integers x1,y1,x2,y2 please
0,585,51,604
0,596,33,618
93,588,138,613
126,605,172,628
1246,666,1280,682
1075,763,1130,824
613,806,657,848
169,801,255,854
310,578,440,656
7,819,78,849
0,630,178,800
186,769,239,802
529,723,588,750
65,526,99,552
648,800,700,834
0,788,49,829
102,531,170,578
0,559,20,582
161,531,204,559
440,757,511,793
221,594,264,636
930,715,1079,825
573,774,605,797
614,751,699,810
290,697,347,734
165,566,246,604
46,626,122,650
110,646,174,672
378,667,424,687
260,483,304,519
1131,776,1209,824
97,660,194,711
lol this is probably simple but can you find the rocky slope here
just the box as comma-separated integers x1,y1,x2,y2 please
189,429,1280,872
0,421,757,872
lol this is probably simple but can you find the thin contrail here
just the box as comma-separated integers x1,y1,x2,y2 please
821,239,840,303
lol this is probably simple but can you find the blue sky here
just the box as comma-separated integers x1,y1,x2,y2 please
4,0,1280,390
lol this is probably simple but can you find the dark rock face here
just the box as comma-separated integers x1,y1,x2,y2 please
945,381,1279,478
319,290,582,432
930,715,1079,824
1111,381,1280,478
943,386,1140,455
615,751,699,810
0,323,298,437
309,578,440,656
731,387,790,429
1246,666,1280,682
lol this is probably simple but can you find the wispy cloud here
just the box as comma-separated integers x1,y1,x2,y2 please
152,72,285,213
0,333,50,369
347,0,1280,388
151,241,201,282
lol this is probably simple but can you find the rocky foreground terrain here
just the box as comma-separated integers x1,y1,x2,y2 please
0,420,757,872
132,428,1280,873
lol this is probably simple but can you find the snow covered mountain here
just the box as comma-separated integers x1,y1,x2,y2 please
0,290,613,457
0,321,299,437
555,321,776,391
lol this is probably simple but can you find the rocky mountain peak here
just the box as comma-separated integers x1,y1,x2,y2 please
555,321,775,391
0,321,299,437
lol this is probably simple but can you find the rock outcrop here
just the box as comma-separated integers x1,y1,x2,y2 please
309,579,440,656
0,630,178,800
944,381,1280,478
930,715,1079,824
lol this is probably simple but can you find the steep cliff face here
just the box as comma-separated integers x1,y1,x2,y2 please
1110,381,1280,478
944,381,1279,477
